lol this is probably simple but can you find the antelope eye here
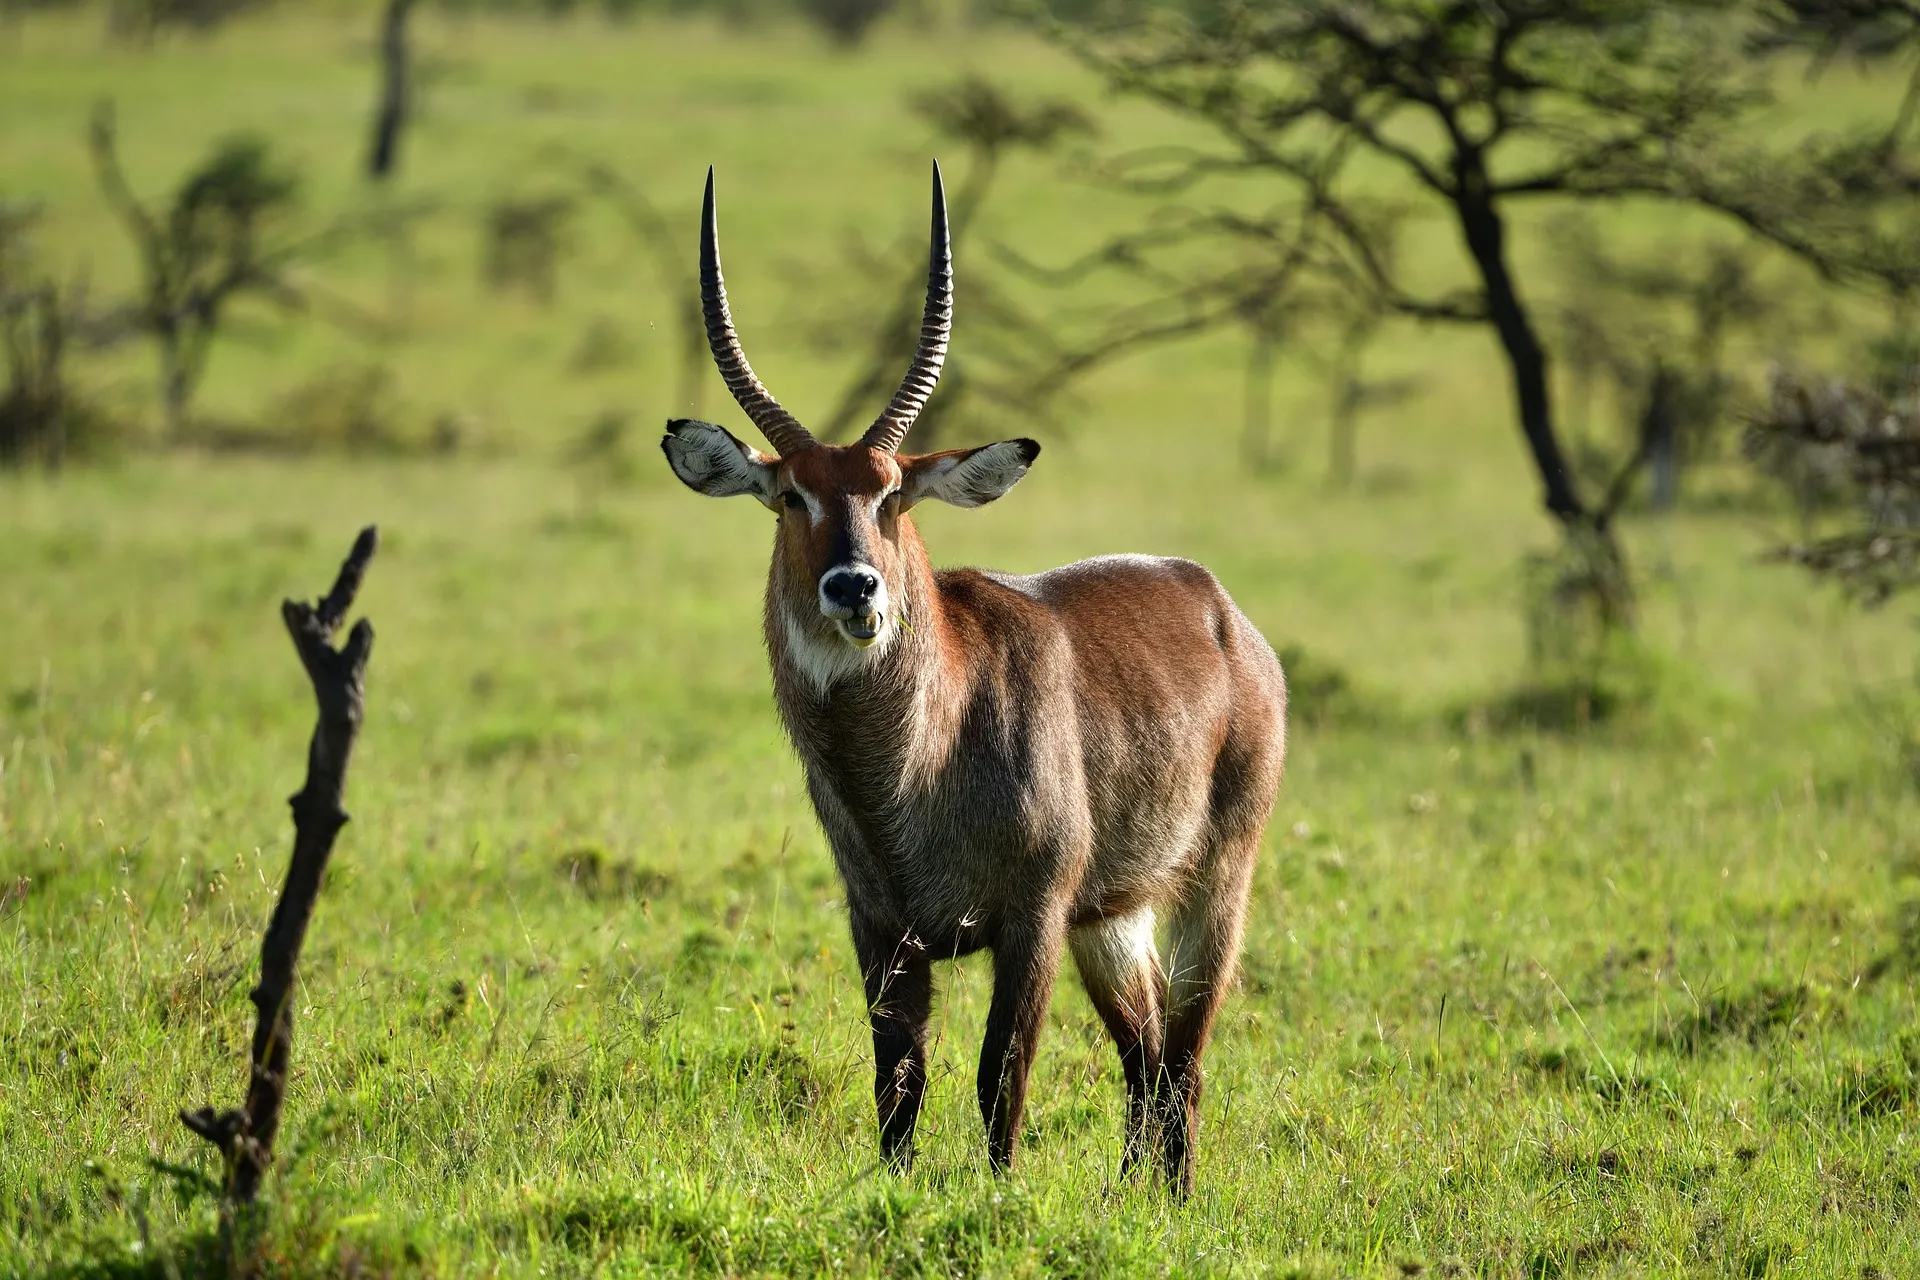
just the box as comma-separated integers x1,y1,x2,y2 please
781,491,806,512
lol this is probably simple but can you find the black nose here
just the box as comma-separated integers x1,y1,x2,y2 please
821,566,881,611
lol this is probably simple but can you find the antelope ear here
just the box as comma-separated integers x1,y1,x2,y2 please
900,439,1040,509
662,418,778,505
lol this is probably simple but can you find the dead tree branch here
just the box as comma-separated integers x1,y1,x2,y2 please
180,526,378,1205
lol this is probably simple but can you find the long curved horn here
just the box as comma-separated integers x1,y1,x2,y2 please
861,161,951,454
701,168,814,456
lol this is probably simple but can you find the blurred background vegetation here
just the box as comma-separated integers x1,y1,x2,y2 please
4,0,1916,642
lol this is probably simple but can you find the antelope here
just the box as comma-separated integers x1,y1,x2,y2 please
660,164,1287,1193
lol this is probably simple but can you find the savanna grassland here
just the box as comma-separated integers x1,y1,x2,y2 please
3,6,1919,1277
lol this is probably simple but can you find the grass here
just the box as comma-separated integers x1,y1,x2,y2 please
4,6,1920,1277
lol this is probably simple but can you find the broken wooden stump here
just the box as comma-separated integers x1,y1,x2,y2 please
181,525,378,1205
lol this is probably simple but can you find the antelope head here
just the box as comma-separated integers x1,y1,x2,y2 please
663,164,1040,666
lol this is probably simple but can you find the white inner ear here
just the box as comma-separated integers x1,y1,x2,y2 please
906,441,1034,509
665,421,777,503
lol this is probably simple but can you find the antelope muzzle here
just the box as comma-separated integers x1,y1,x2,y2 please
818,563,888,647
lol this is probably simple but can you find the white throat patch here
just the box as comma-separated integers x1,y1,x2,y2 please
780,599,896,695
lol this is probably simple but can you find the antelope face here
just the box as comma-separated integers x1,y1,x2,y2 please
780,445,904,650
663,425,1040,654
660,162,1038,669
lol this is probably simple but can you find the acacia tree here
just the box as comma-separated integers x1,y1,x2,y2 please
1051,0,1886,567
1750,0,1920,383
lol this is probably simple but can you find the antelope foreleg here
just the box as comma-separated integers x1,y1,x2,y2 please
854,921,934,1172
976,918,1065,1172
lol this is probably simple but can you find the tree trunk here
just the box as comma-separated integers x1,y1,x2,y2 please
367,0,414,182
1449,166,1585,524
1643,363,1680,513
1451,161,1635,627
158,330,189,442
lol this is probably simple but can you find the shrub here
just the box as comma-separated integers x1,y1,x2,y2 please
1747,368,1920,604
798,0,892,44
107,0,273,40
482,194,574,303
0,204,119,469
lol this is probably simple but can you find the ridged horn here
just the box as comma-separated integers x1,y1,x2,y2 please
860,161,951,454
701,167,814,456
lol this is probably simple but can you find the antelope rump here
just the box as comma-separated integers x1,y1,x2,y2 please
660,163,1288,1193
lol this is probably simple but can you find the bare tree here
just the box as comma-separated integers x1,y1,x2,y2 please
809,77,1094,451
1319,303,1421,490
1,200,130,468
181,527,379,1206
0,276,84,470
1235,286,1285,469
0,202,72,468
89,104,321,439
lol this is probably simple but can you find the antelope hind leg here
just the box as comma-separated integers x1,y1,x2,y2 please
1068,907,1165,1174
1158,845,1257,1197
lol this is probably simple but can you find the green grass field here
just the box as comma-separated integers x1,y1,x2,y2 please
4,7,1919,1277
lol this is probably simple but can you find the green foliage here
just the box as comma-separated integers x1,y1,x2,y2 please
167,135,298,251
1747,368,1920,603
256,361,425,455
1274,643,1381,729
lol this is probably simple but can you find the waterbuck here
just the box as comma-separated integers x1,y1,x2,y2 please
660,164,1287,1192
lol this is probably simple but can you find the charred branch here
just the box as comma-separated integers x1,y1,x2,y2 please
180,526,378,1205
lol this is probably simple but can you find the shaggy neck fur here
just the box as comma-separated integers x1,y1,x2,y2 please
762,513,962,826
